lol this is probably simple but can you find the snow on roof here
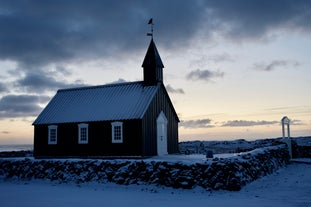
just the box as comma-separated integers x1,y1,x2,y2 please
33,81,159,125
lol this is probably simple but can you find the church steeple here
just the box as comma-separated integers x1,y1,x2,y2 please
142,38,164,86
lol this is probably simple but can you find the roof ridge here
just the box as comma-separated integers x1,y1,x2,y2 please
58,81,144,92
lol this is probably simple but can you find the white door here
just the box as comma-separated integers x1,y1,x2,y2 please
157,111,168,156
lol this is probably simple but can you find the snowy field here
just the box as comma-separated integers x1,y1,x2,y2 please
1,163,310,207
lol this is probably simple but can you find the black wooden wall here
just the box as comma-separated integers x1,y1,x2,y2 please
34,120,142,157
142,83,179,156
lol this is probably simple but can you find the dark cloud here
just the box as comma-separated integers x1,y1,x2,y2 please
190,53,234,68
222,120,279,127
166,84,185,94
108,78,127,85
206,53,234,63
0,0,310,121
15,71,87,93
53,66,73,76
254,60,300,71
180,119,214,128
186,69,224,82
0,83,8,93
205,0,311,40
1,0,310,69
0,94,50,119
1,131,9,134
0,0,206,68
291,119,304,125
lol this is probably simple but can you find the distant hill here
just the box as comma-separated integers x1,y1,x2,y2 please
179,136,311,154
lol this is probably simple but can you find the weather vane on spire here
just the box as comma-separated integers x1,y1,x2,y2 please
147,18,153,38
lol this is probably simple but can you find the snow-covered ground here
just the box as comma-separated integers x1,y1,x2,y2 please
145,153,239,164
1,163,310,207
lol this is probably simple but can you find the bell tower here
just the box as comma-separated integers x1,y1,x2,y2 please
142,19,164,86
142,38,164,86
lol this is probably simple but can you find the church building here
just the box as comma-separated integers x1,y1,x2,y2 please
33,38,179,158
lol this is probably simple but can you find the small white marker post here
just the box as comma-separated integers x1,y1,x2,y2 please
281,116,292,159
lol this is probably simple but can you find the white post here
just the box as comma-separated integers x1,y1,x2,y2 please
281,116,292,159
282,122,286,139
287,123,290,138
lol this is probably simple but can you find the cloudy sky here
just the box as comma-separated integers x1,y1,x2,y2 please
0,0,310,144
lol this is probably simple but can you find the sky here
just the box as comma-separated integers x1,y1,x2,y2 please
0,0,310,144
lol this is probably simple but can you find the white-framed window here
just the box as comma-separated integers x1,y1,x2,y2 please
111,122,123,143
78,123,88,144
48,125,58,145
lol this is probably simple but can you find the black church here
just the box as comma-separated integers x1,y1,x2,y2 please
33,38,179,158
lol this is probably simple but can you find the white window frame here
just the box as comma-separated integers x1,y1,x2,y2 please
48,125,58,145
111,122,123,143
78,123,88,144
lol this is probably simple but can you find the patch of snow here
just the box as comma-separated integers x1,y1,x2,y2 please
293,137,311,146
146,153,241,164
291,158,311,164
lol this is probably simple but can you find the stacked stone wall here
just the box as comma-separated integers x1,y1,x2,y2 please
0,145,290,191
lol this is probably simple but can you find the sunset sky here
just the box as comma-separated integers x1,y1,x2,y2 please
0,0,310,144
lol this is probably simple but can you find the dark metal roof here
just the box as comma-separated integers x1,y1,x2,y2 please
142,38,164,69
33,81,160,125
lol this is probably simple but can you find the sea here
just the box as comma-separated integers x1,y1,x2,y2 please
0,144,33,152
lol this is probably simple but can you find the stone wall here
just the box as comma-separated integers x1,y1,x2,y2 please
0,144,290,191
292,139,311,158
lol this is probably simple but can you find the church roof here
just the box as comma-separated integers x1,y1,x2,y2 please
142,38,164,69
33,81,160,125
